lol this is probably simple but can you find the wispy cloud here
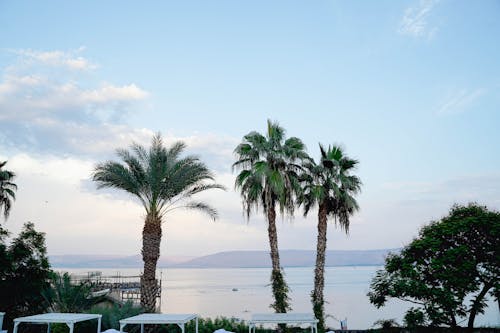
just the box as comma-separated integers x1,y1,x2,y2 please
436,88,486,115
12,47,97,70
399,0,440,38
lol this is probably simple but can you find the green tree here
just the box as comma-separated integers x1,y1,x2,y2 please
299,145,361,332
93,134,224,312
0,222,52,331
233,120,309,313
368,203,500,330
0,161,17,220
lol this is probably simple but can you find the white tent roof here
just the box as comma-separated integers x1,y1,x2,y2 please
120,314,197,324
14,313,101,324
250,313,318,324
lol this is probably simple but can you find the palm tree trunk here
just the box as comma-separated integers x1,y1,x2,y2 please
141,211,162,312
267,205,290,313
312,201,328,333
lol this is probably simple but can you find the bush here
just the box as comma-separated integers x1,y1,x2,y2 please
90,301,144,331
404,308,427,330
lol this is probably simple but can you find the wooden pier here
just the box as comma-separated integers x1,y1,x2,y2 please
71,271,162,308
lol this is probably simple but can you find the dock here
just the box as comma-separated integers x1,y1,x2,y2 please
71,271,162,308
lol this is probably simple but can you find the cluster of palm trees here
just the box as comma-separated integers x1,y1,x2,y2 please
233,120,361,332
93,121,360,331
0,121,361,333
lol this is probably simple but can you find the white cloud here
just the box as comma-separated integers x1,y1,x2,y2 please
399,0,440,38
0,75,148,121
0,48,155,157
436,88,486,115
14,48,97,70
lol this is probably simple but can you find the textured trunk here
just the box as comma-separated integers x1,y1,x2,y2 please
267,206,281,272
267,206,290,314
312,202,328,333
141,211,162,312
467,282,493,331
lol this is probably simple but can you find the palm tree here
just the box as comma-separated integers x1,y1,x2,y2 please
92,134,224,311
0,161,17,220
233,120,309,313
300,144,361,332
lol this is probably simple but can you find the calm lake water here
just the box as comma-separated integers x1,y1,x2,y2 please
62,266,499,329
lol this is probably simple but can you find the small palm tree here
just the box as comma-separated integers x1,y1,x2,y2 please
300,144,361,332
233,120,309,313
93,134,224,311
43,272,96,312
0,161,17,220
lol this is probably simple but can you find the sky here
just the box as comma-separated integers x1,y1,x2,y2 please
0,0,499,257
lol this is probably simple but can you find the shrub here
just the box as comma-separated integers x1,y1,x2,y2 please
90,301,144,331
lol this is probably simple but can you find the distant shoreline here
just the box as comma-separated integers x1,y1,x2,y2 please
52,264,385,269
50,249,397,269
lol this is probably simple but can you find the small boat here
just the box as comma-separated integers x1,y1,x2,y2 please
232,288,238,292
88,288,111,298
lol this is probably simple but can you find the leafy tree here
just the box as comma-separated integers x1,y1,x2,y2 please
233,120,309,312
368,203,500,330
0,160,17,220
93,134,224,312
0,222,52,331
299,145,361,332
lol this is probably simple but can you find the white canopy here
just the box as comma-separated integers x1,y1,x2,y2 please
119,314,198,333
120,314,197,324
250,313,318,324
248,313,318,333
14,314,101,324
13,313,102,333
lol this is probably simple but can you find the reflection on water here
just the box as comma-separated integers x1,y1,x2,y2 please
63,266,500,330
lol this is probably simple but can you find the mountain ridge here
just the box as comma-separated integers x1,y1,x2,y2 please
50,249,398,268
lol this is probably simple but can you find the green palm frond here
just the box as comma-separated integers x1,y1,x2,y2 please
93,133,225,219
233,120,309,220
299,144,362,232
0,160,17,219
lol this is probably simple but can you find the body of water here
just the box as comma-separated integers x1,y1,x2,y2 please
63,266,499,330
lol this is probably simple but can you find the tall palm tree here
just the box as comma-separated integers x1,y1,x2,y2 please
93,134,224,312
233,120,309,313
0,161,17,220
299,144,361,332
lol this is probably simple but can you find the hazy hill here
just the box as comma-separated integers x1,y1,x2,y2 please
50,249,397,268
175,249,396,268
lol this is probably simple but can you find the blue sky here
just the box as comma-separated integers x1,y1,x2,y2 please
0,0,499,256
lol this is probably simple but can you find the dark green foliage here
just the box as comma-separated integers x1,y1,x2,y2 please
42,272,100,312
372,319,399,330
368,203,500,329
0,222,52,331
270,269,291,313
0,160,17,220
185,317,249,333
90,301,144,331
157,317,313,333
404,308,427,330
